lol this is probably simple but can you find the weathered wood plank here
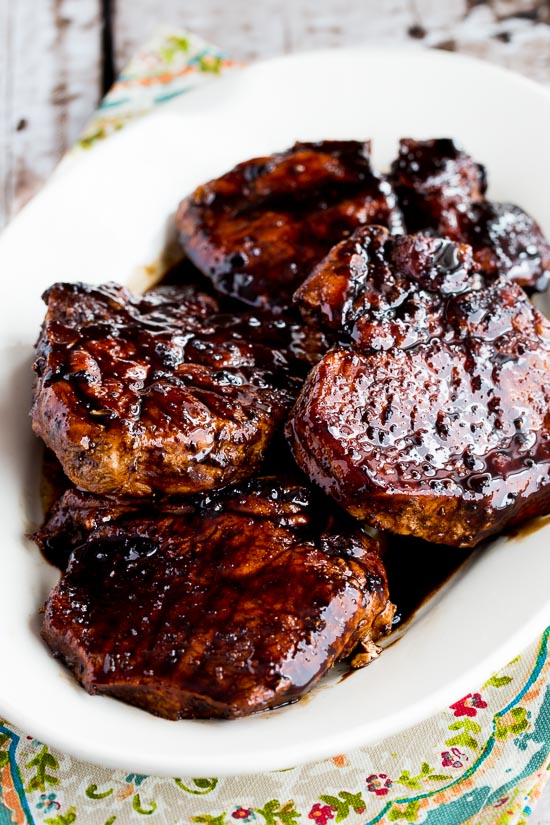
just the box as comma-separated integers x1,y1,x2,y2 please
414,0,550,84
113,0,287,67
0,0,14,225
113,0,550,85
284,0,415,51
0,0,102,226
112,0,550,101
3,0,550,231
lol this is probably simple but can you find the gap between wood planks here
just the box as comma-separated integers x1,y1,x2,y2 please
101,0,116,94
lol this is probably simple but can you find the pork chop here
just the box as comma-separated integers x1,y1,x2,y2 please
287,278,550,546
390,138,550,292
177,141,403,311
294,225,481,350
40,480,395,719
31,282,310,497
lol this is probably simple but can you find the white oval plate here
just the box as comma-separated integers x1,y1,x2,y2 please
1,47,550,778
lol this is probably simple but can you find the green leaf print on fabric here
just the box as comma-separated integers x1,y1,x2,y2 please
395,763,451,789
495,707,530,740
0,733,9,769
44,807,76,825
484,675,513,689
132,793,157,815
25,745,59,792
175,777,219,794
104,818,117,825
198,54,222,74
78,128,109,149
159,35,190,63
85,784,114,799
445,720,482,750
193,815,227,825
255,799,300,825
318,791,365,822
387,799,421,822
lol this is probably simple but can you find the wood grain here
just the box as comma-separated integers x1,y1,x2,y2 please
0,0,101,226
112,0,550,84
112,0,417,66
416,0,550,84
113,0,288,65
2,0,550,229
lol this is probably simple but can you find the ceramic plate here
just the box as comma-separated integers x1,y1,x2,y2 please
1,47,550,777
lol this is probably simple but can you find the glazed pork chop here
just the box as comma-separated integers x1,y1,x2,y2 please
177,140,403,311
39,479,395,719
390,138,550,292
31,282,318,498
458,200,550,293
390,137,487,239
294,225,481,350
288,267,550,546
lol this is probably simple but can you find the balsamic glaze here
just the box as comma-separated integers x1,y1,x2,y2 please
383,535,473,628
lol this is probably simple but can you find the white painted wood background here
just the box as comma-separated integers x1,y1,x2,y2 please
2,0,550,228
1,0,550,819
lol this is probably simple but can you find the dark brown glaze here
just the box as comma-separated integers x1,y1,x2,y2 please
390,138,486,239
177,141,403,311
507,514,550,540
34,488,149,570
287,279,550,547
232,308,330,372
31,282,313,498
40,480,395,719
390,139,550,292
294,226,481,350
40,448,72,531
161,258,331,368
34,441,314,570
154,256,223,300
461,201,550,293
383,536,474,628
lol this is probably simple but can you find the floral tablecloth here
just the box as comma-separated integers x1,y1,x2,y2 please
1,30,549,825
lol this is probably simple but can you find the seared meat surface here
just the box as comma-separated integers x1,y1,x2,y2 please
40,480,394,719
31,282,321,498
294,225,481,350
177,141,403,311
461,201,550,292
391,138,550,292
35,485,136,570
390,138,486,238
287,277,550,547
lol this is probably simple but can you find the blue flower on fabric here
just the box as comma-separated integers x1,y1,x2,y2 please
36,793,60,812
